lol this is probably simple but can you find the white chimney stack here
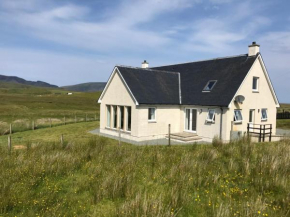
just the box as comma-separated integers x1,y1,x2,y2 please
248,42,260,56
141,60,149,68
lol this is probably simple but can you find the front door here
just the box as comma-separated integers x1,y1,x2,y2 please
185,108,197,133
249,109,255,132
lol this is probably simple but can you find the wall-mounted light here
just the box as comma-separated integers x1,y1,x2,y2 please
258,109,260,113
199,109,202,113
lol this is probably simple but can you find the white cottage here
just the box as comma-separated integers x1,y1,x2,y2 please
98,42,279,143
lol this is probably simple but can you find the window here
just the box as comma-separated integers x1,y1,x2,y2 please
206,109,215,123
113,106,117,128
203,80,217,92
106,105,111,127
127,106,131,131
261,109,268,121
120,106,124,130
234,110,243,123
148,108,156,121
252,77,259,91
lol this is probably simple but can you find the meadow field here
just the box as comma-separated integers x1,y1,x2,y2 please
0,82,100,135
277,103,290,129
0,132,289,216
0,82,289,216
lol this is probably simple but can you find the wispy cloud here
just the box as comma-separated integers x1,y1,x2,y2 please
0,0,289,101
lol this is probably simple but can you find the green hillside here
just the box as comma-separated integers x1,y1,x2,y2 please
0,74,58,88
62,82,106,92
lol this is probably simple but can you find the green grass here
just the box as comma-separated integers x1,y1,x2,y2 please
0,82,101,135
0,136,289,216
0,121,98,147
0,82,289,216
277,119,290,130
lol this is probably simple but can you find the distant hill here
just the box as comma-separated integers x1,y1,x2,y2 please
62,82,106,92
0,74,58,88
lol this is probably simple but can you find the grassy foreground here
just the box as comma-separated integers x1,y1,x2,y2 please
0,136,289,216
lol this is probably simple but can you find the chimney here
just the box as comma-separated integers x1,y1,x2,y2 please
141,60,149,68
248,41,260,56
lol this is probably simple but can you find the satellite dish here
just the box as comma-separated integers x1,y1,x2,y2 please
235,95,245,104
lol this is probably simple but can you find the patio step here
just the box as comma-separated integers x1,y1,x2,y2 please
166,132,202,142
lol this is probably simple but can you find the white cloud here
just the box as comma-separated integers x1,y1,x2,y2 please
0,0,288,102
0,0,198,53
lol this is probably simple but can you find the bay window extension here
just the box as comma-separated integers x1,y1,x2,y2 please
106,105,131,132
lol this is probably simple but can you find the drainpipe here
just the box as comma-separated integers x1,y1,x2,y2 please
220,107,223,140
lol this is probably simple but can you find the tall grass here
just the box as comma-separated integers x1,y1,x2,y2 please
0,137,289,216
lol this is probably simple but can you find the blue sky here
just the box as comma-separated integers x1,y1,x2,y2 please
0,0,289,102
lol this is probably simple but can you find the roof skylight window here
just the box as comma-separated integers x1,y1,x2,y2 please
203,80,217,92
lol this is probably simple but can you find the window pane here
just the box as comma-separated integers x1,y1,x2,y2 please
262,109,267,119
192,109,197,131
185,109,190,130
234,110,243,121
249,110,253,122
113,106,117,128
148,108,155,120
120,106,124,129
127,107,131,131
106,105,111,127
207,109,215,121
204,81,217,91
252,77,258,90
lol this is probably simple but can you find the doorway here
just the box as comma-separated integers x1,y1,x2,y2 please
185,108,197,133
249,109,255,132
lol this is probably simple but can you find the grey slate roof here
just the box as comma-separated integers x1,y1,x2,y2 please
117,54,258,107
117,66,180,104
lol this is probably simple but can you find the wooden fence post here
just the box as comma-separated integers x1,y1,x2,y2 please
259,125,262,142
61,134,64,146
8,135,11,154
168,124,171,146
10,123,12,134
269,124,272,142
263,125,266,142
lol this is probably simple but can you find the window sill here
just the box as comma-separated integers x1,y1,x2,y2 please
148,120,157,123
252,90,259,93
261,119,268,122
234,121,242,124
206,120,215,124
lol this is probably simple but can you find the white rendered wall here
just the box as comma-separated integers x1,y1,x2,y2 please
225,56,278,140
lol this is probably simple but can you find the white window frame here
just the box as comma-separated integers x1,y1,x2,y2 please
148,107,156,122
252,77,259,92
206,109,215,123
261,108,268,121
234,110,243,123
203,80,217,92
